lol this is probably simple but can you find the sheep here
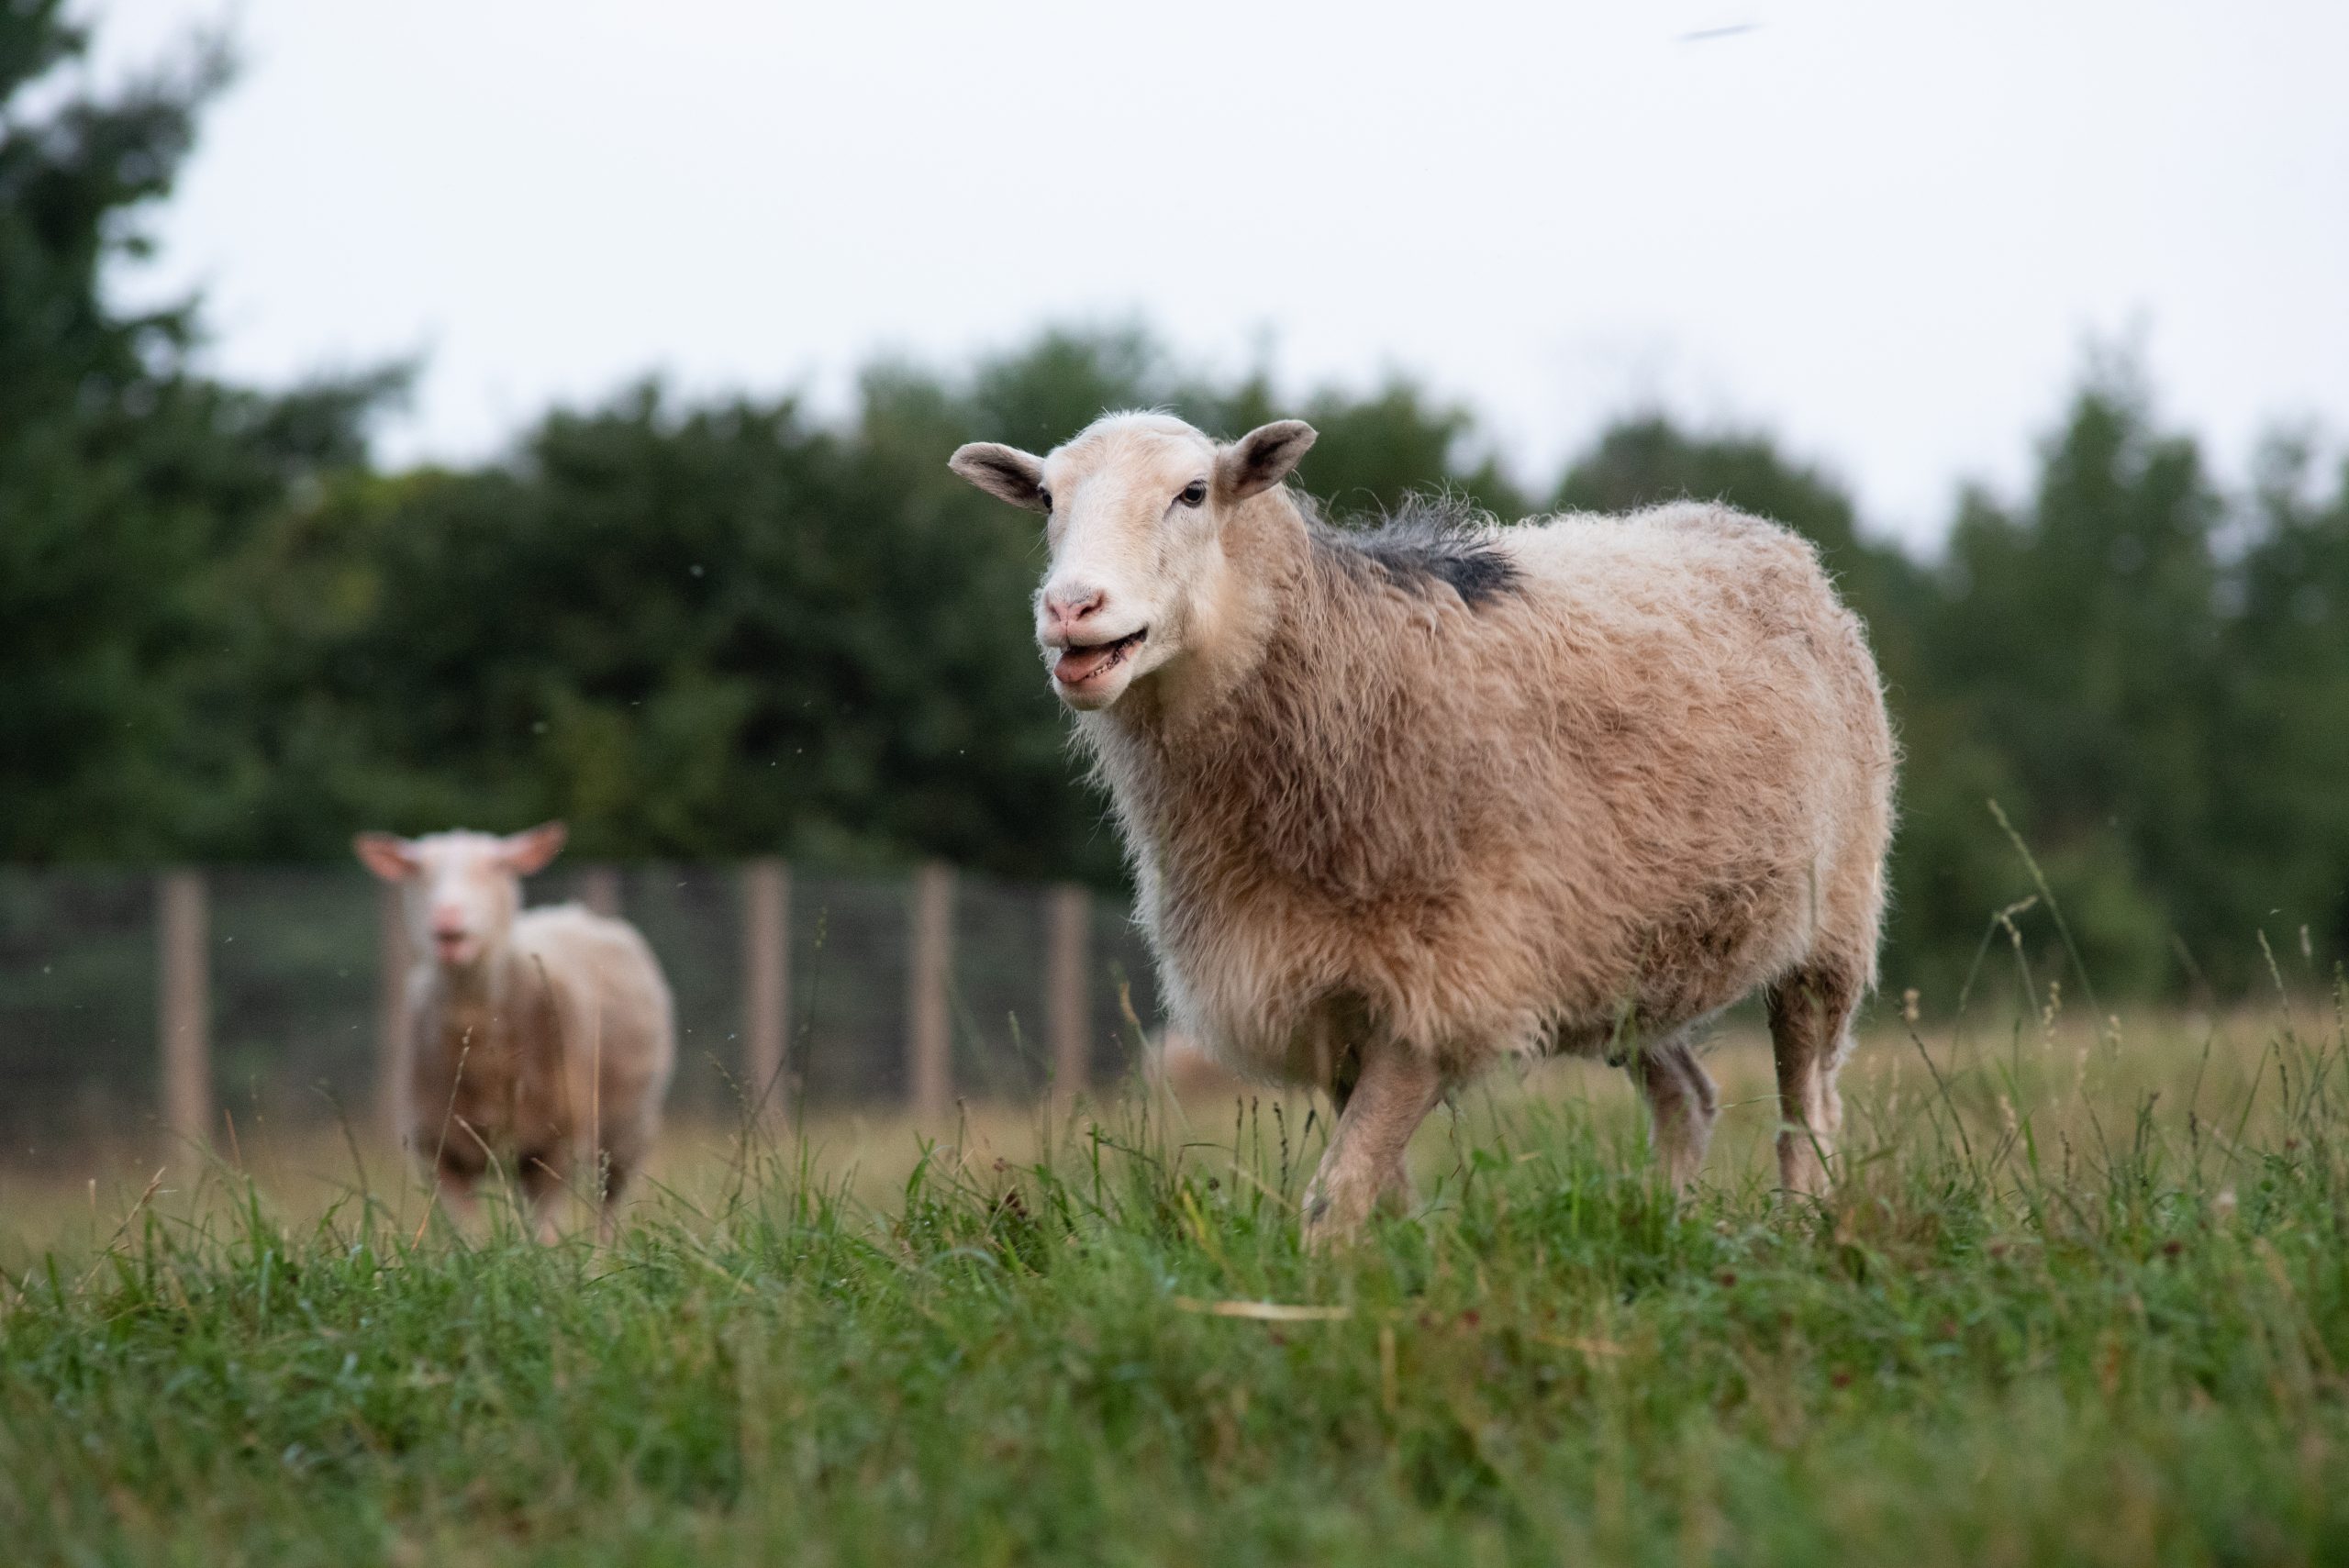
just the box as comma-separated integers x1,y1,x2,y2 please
949,413,1896,1243
352,822,675,1240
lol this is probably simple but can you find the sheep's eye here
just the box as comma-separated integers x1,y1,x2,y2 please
1178,480,1208,508
1037,487,1052,513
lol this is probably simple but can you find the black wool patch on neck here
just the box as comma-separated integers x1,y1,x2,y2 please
1313,497,1521,608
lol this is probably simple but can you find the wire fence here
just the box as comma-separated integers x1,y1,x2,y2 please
0,862,1164,1168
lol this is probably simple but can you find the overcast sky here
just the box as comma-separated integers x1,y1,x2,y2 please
83,0,2349,548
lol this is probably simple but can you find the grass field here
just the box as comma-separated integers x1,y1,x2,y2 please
5,979,2348,1564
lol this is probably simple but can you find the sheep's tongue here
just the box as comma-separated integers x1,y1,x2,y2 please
1055,643,1117,684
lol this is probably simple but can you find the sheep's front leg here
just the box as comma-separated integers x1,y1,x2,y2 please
1302,1040,1443,1250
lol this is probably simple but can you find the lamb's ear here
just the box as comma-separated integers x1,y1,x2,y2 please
1216,420,1318,501
352,832,417,883
948,442,1051,514
499,820,568,876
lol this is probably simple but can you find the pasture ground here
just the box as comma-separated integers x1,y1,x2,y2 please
4,986,2347,1565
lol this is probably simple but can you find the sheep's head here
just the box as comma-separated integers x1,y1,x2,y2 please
949,413,1316,711
352,823,568,970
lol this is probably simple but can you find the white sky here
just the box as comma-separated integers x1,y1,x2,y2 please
79,0,2349,549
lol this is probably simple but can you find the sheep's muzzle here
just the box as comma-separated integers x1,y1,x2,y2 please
1052,628,1147,689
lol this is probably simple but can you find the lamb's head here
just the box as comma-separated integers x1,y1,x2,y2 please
948,413,1316,711
352,822,568,970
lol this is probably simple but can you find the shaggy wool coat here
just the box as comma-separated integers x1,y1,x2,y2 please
1077,495,1895,1090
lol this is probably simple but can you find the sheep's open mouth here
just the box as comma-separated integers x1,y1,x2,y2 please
1053,628,1147,686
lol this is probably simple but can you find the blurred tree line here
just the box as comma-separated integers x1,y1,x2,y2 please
6,5,2347,1002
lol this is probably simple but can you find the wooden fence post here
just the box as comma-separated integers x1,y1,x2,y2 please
157,870,211,1150
375,882,411,1146
907,862,954,1123
742,858,791,1124
1046,883,1091,1098
579,866,622,917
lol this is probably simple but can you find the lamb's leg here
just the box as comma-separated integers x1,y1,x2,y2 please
1765,962,1861,1197
518,1151,568,1244
1629,1032,1718,1192
596,1151,637,1244
1302,1039,1443,1249
431,1146,484,1233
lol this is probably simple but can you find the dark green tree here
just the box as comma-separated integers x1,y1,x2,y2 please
2210,437,2349,984
0,2,397,858
1914,365,2230,994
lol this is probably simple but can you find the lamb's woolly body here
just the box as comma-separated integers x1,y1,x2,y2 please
1080,495,1894,1090
406,903,674,1194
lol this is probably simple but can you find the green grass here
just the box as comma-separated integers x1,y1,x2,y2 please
6,993,2349,1565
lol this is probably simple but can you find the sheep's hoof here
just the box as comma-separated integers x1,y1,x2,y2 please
1300,1195,1331,1250
1300,1191,1367,1254
1301,1219,1350,1256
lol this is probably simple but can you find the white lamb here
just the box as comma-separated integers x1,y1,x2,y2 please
354,822,674,1239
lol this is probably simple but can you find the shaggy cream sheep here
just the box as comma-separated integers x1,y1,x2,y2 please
951,414,1895,1242
354,823,675,1239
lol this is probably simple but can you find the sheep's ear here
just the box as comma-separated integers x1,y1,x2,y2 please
499,820,568,875
353,832,417,883
1217,420,1317,501
948,442,1051,514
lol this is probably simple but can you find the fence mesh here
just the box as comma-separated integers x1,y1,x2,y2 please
0,863,1163,1167
0,870,156,1159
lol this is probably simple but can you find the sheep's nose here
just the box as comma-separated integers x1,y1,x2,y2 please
1042,584,1107,639
429,906,466,936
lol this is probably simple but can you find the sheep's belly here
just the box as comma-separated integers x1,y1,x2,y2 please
1161,895,1781,1090
1165,929,1569,1090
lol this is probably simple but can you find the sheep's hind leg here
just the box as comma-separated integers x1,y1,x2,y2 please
1303,1039,1443,1250
1629,1031,1718,1193
1765,962,1861,1197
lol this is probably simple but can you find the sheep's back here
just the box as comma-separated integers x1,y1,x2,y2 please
1497,502,1892,831
1488,503,1893,948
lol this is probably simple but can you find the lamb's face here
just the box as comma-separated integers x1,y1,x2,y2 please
948,414,1318,713
353,823,568,970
